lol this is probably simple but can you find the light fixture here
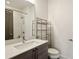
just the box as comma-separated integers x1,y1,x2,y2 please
6,1,10,4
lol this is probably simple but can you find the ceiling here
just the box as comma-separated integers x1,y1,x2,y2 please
5,0,33,10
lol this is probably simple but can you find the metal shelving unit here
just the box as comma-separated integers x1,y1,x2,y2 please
32,18,51,47
32,18,51,39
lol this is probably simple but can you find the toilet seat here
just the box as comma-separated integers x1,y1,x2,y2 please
48,48,60,58
48,48,59,54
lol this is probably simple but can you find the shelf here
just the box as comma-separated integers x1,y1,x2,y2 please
37,22,48,25
37,29,47,31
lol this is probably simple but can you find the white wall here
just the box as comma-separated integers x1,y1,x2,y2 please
48,0,73,59
34,0,48,20
28,0,48,20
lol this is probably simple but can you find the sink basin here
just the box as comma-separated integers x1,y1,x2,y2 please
14,41,40,49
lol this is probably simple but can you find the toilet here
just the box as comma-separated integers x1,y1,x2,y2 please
48,48,60,59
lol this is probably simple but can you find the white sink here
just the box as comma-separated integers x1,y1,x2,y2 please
14,41,40,49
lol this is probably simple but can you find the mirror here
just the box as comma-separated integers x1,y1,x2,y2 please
5,0,35,44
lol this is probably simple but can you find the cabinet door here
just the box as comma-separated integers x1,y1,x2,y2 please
11,49,33,59
37,43,48,59
38,51,48,59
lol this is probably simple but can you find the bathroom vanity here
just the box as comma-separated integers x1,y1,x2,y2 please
5,39,48,59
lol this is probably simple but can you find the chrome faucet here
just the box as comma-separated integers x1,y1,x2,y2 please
23,36,25,43
23,32,25,43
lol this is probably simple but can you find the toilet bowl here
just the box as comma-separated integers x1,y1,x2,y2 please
48,48,60,59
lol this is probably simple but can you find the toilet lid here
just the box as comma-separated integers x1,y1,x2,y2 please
48,48,59,54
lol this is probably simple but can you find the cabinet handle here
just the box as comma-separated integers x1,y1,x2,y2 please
33,49,36,51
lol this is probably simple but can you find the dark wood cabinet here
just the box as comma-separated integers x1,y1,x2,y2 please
11,43,48,59
37,43,48,59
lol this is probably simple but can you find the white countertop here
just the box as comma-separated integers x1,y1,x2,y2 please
5,39,48,59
